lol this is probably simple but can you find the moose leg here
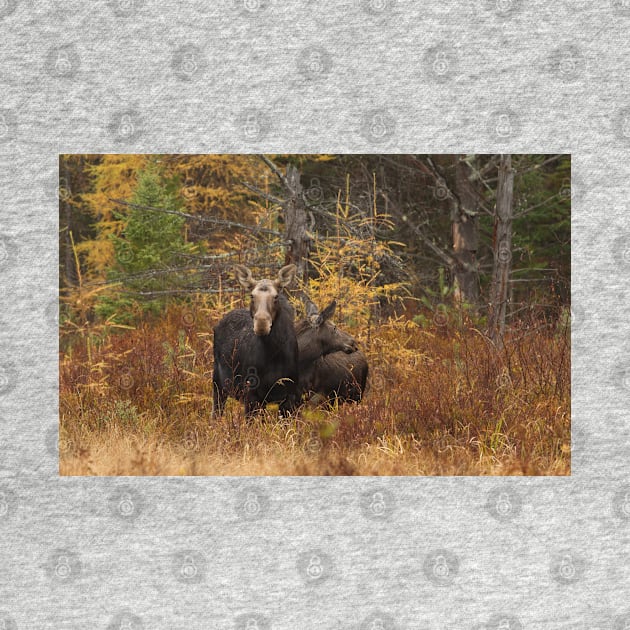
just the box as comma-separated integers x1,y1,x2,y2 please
244,395,264,420
279,388,299,418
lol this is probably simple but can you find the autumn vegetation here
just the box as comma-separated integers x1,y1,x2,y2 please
58,154,571,475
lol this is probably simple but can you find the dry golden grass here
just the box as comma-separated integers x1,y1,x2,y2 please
59,307,571,476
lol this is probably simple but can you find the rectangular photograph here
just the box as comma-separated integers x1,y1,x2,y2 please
58,154,570,475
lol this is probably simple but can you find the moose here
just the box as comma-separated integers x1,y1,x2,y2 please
296,299,369,405
212,264,300,417
212,266,369,418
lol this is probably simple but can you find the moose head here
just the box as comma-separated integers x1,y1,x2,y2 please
234,264,296,336
296,298,358,364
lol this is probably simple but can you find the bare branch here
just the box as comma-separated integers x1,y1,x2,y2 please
385,198,457,268
120,288,240,297
425,157,461,208
108,198,281,236
259,155,292,191
241,181,285,205
514,193,562,218
515,154,565,177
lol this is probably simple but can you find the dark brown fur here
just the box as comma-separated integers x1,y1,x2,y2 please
296,300,368,405
213,265,298,417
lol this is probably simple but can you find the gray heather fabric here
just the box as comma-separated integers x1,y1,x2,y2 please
0,1,628,628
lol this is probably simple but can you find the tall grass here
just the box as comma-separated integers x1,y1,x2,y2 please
59,304,570,476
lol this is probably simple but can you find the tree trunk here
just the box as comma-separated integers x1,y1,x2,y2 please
451,156,479,305
282,164,311,285
487,154,514,342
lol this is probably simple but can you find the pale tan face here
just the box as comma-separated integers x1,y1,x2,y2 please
250,280,280,336
233,264,296,337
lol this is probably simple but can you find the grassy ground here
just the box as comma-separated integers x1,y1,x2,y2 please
59,307,571,476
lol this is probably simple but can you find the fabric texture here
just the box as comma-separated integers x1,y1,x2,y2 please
0,1,628,627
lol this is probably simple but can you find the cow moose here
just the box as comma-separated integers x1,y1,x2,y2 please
296,299,369,405
212,264,299,418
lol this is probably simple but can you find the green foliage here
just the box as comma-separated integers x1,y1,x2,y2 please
95,163,198,324
512,155,571,300
413,267,480,328
61,153,570,332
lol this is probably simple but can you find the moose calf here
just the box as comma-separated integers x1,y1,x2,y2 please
296,299,369,405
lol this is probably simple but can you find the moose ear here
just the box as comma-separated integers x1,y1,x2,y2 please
305,299,320,319
234,264,256,290
275,264,296,289
320,300,337,322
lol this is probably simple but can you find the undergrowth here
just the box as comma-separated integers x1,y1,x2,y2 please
59,304,570,476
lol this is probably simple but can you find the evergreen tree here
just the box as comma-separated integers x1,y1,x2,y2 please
96,162,197,323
